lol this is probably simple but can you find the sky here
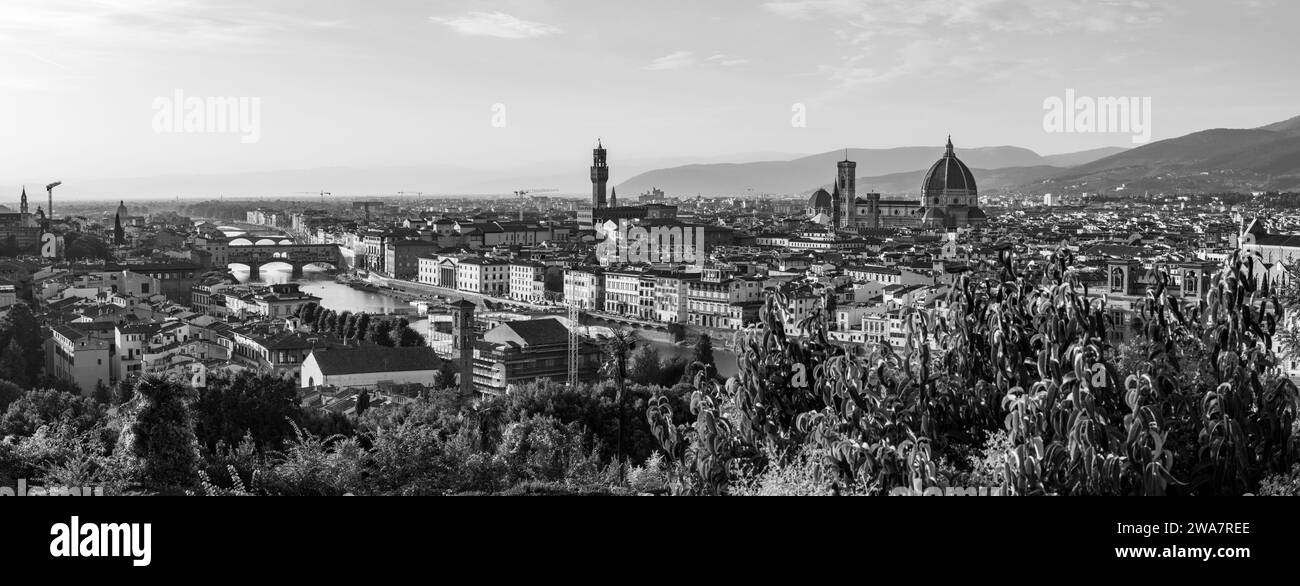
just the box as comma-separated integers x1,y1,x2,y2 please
1,0,1297,187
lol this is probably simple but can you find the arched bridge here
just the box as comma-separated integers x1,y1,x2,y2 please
198,237,342,277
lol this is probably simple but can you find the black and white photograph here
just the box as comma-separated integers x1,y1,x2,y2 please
1,0,1297,572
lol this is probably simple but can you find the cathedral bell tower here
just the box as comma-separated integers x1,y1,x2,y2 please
837,153,857,229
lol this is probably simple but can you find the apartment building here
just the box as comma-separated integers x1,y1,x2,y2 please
457,258,510,296
563,267,605,310
509,261,548,303
603,267,657,320
45,325,112,395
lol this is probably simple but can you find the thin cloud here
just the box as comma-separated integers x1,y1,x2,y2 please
707,53,750,67
430,11,562,39
0,0,343,50
764,0,1168,91
644,51,696,71
763,0,1167,35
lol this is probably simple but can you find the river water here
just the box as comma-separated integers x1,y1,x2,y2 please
221,228,736,375
232,266,411,314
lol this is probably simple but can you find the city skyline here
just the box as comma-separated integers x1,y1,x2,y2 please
3,0,1298,186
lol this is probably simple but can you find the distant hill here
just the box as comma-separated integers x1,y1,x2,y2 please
1258,115,1300,135
616,145,1050,197
1028,116,1300,194
1043,147,1129,167
615,144,1137,197
615,115,1300,198
821,166,1059,197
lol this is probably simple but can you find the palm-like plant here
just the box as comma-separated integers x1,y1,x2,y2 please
599,328,639,480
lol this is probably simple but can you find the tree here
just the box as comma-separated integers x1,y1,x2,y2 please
191,372,303,451
626,345,663,386
0,388,105,437
353,313,371,343
64,234,111,261
0,379,22,414
0,340,29,388
600,328,639,480
693,333,715,370
0,302,44,384
356,389,371,417
121,374,200,490
115,375,138,406
658,356,689,388
298,302,319,324
667,322,687,343
372,319,395,347
391,318,426,347
30,374,81,396
92,381,112,405
337,311,354,340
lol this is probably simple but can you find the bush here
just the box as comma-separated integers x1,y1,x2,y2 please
1258,464,1300,496
968,430,1014,488
626,451,668,494
1,388,105,438
256,421,365,496
119,375,201,491
495,415,603,486
645,250,1300,496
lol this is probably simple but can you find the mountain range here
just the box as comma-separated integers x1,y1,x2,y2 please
615,146,1125,197
616,115,1300,198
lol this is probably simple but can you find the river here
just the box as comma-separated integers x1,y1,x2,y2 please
232,265,429,331
220,228,737,375
635,329,741,379
232,266,412,314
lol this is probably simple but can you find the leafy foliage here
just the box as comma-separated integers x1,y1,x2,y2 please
646,250,1300,496
119,375,201,490
0,388,105,438
191,372,302,452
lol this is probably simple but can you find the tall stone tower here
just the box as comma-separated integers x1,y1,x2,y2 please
19,186,28,214
450,299,477,397
838,154,857,229
591,140,609,209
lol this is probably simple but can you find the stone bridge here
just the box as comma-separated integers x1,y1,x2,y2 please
198,236,342,277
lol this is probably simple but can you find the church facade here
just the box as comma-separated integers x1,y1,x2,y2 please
808,137,989,231
0,188,43,253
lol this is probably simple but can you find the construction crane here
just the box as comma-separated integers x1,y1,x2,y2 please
568,303,580,388
514,188,558,221
295,191,332,205
46,181,62,220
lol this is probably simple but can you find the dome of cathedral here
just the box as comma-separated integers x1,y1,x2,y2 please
967,207,988,220
922,206,947,223
923,137,977,197
808,188,832,211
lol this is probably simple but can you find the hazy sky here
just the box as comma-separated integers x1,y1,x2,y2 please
2,0,1297,183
